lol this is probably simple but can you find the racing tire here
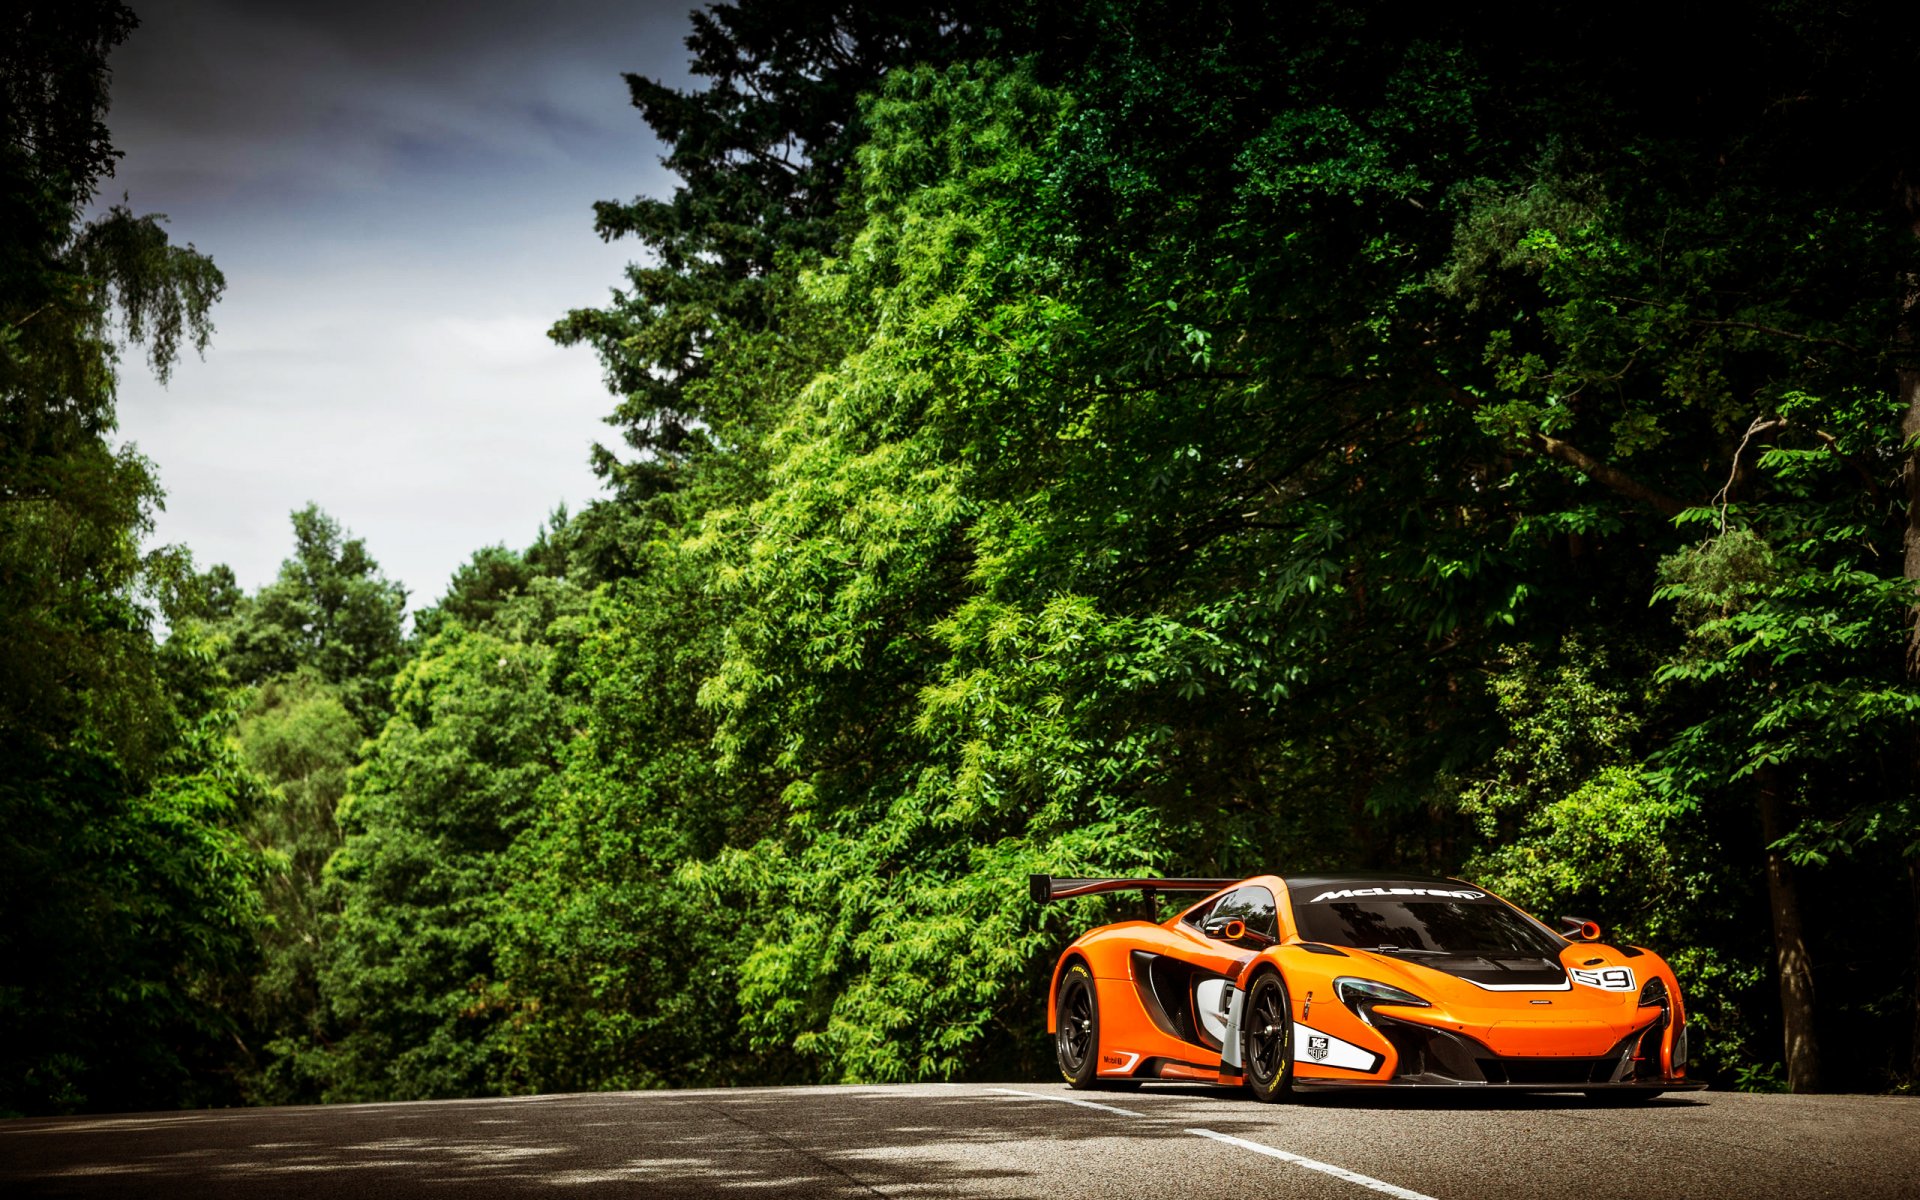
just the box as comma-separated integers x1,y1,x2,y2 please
1056,962,1102,1089
1241,970,1294,1103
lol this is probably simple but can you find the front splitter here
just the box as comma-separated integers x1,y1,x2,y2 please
1292,1077,1706,1092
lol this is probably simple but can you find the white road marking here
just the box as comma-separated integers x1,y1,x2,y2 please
1187,1128,1439,1200
986,1088,1142,1117
987,1088,1440,1199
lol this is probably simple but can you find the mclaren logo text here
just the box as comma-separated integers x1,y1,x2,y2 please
1307,886,1486,903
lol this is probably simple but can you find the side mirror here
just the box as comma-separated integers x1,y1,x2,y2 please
1559,915,1603,942
1203,916,1247,941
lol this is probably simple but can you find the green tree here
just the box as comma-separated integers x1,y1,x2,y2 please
550,1,1021,507
1456,639,1771,1083
495,553,758,1090
220,504,407,730
1422,3,1920,1088
319,608,575,1100
543,0,1920,1092
228,672,360,1103
197,509,408,1102
0,0,262,1115
494,295,846,1088
410,546,536,641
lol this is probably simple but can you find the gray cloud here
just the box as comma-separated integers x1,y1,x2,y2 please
104,0,704,608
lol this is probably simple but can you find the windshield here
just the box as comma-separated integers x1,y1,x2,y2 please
1292,895,1566,959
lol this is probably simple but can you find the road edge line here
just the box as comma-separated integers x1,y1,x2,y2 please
986,1088,1143,1117
1186,1127,1438,1200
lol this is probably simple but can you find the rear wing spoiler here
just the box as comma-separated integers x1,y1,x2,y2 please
1029,874,1239,905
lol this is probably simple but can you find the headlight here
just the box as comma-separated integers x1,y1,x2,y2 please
1333,977,1431,1025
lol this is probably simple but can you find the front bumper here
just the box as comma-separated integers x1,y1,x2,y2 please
1331,1012,1704,1091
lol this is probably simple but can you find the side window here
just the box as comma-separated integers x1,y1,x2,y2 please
1180,895,1221,930
1209,886,1278,941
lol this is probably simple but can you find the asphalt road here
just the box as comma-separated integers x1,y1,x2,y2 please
2,1083,1915,1199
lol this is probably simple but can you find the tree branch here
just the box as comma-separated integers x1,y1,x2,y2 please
1808,427,1884,498
1605,295,1863,353
1714,416,1787,530
1529,433,1685,517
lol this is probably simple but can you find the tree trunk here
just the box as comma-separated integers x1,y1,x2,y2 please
1911,854,1920,1086
1758,767,1820,1092
1898,177,1920,1087
1899,186,1920,676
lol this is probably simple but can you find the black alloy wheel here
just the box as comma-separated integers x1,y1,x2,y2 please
1056,963,1100,1088
1242,970,1293,1102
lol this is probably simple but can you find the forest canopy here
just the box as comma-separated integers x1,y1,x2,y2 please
4,0,1919,1114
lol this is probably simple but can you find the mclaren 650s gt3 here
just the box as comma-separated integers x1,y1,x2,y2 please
1033,872,1704,1101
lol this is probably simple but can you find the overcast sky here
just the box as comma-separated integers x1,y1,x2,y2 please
104,0,695,611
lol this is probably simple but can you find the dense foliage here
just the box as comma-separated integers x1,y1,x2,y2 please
7,1,1920,1113
512,0,1920,1095
1,0,257,1114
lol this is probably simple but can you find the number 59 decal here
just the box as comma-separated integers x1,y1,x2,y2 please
1570,966,1636,991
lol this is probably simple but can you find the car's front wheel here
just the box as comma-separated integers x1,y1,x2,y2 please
1242,970,1294,1102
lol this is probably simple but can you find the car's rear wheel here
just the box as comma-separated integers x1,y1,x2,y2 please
1056,962,1101,1088
1242,970,1294,1102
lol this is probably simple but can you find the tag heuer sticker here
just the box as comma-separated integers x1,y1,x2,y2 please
1569,966,1636,991
1289,1022,1383,1072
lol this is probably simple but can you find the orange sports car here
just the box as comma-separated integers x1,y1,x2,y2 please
1033,872,1704,1100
